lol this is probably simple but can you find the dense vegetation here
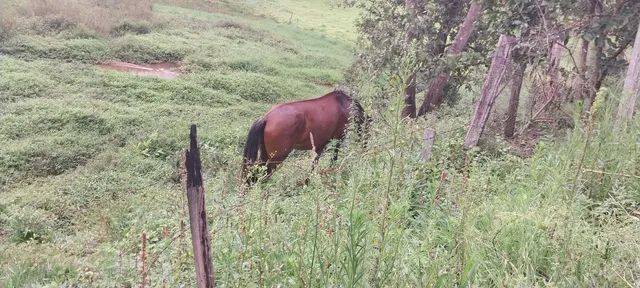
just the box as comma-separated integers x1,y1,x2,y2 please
1,0,639,287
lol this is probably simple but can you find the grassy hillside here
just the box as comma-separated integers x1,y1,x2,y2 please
1,0,639,287
252,0,358,41
0,1,357,286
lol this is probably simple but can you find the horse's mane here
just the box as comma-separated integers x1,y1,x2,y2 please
334,86,365,108
332,86,355,100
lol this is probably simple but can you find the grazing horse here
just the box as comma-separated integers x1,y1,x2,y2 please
241,89,368,184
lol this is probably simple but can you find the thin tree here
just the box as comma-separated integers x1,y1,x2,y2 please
569,0,597,102
546,37,564,101
583,0,605,112
418,0,482,116
569,36,590,101
401,0,419,119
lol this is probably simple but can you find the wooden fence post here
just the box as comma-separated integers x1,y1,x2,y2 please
546,38,564,101
504,62,525,138
139,232,148,288
185,124,215,288
464,34,516,148
420,128,436,161
616,19,640,128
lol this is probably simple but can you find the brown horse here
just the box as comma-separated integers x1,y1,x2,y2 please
241,89,368,184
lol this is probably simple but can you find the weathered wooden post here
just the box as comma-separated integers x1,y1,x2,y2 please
464,34,516,148
546,38,564,101
420,128,436,161
504,62,525,138
139,232,148,288
616,19,640,128
185,125,215,288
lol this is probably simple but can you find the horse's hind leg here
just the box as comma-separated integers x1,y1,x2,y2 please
265,160,279,178
265,151,291,180
245,162,266,185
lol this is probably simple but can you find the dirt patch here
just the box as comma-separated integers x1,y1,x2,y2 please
98,61,181,79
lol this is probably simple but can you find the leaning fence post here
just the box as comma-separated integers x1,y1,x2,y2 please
464,34,516,148
184,124,215,288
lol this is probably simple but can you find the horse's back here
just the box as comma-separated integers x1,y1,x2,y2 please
262,91,351,154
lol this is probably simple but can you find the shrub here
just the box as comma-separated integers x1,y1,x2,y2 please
196,72,298,102
135,133,180,160
111,35,187,64
4,206,57,243
111,21,152,37
0,35,109,62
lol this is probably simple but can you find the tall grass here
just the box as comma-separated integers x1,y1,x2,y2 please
197,80,640,287
1,0,152,36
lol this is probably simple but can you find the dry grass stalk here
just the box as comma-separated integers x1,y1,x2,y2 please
19,0,153,34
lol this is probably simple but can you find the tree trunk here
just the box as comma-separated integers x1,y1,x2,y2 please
401,0,419,119
504,62,526,138
616,20,640,127
570,37,589,101
584,40,603,113
417,0,482,116
464,34,516,148
571,0,597,103
420,74,449,114
401,74,417,118
583,0,604,113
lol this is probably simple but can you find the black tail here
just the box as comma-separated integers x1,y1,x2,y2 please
242,117,267,184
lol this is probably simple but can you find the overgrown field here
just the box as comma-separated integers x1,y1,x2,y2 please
1,1,639,287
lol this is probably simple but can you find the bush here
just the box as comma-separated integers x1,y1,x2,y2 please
135,133,180,160
0,35,109,62
111,21,152,37
29,15,77,35
4,206,58,243
196,72,298,102
0,136,99,179
111,35,187,64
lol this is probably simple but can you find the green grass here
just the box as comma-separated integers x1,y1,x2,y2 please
0,1,352,286
249,0,359,41
1,1,639,287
